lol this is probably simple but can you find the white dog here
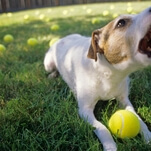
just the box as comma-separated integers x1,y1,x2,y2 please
44,7,151,151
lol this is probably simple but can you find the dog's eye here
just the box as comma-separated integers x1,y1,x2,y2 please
117,19,126,28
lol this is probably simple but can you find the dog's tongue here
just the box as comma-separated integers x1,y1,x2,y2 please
139,34,151,52
139,28,151,55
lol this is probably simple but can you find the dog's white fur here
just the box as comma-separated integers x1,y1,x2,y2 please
44,7,151,151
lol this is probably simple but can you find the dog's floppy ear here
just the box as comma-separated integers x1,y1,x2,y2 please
87,29,104,61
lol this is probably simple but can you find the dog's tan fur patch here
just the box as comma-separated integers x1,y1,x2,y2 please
88,17,133,64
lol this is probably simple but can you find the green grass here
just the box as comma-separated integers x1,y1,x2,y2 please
0,1,151,151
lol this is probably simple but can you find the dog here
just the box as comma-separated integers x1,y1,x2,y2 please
44,7,151,151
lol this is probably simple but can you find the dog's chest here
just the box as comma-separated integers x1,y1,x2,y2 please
95,73,126,100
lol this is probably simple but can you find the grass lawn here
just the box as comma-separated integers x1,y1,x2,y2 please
0,1,151,151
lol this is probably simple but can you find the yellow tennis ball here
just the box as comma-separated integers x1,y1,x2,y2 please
49,38,60,47
91,18,100,24
27,38,38,46
112,13,119,18
50,24,60,31
3,34,14,43
0,44,6,51
108,110,140,138
103,10,109,16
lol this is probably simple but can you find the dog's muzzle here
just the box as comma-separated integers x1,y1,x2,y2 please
139,27,151,57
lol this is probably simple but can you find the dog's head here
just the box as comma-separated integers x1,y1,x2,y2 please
88,7,151,69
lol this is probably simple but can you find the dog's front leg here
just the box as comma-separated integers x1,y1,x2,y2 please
78,99,117,151
117,95,151,143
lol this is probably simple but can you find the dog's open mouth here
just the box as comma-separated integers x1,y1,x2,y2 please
138,27,151,57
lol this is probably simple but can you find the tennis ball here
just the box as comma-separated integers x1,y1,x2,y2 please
127,7,133,13
86,9,92,14
91,18,100,24
108,110,140,138
110,5,115,10
127,2,132,7
3,34,14,43
50,24,60,31
27,38,38,46
7,13,12,17
62,10,68,15
49,38,60,47
24,15,29,20
39,14,45,20
103,10,109,16
112,13,119,18
0,44,6,51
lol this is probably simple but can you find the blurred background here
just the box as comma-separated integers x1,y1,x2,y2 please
0,0,147,13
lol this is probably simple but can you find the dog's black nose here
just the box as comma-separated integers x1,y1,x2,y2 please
149,7,151,13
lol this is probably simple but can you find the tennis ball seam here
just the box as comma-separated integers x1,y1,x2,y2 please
116,112,124,137
109,110,140,138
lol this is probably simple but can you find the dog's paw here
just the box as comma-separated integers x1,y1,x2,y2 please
103,146,117,151
103,142,117,151
143,131,151,143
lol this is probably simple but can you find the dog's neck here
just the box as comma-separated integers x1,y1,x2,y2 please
94,53,145,81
